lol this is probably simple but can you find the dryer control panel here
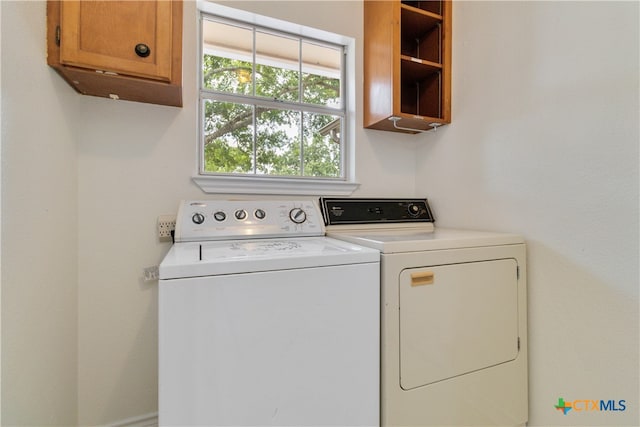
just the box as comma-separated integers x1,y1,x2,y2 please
320,198,435,225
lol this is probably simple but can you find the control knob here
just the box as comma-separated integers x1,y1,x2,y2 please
407,203,421,217
213,211,226,222
254,209,266,220
289,208,307,224
192,212,205,225
235,209,248,220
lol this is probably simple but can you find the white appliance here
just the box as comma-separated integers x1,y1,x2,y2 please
159,200,380,427
321,198,528,427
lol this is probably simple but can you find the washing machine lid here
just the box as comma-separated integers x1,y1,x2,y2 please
327,227,524,253
159,236,379,279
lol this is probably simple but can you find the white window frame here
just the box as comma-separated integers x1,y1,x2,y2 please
193,1,358,196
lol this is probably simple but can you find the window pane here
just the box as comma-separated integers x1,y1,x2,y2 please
202,19,253,95
302,41,341,107
255,108,301,176
203,100,254,174
255,31,299,102
303,113,342,177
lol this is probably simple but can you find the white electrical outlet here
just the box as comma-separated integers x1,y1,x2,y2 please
158,214,177,240
143,266,159,282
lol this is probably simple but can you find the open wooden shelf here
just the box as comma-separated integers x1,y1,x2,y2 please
364,0,451,134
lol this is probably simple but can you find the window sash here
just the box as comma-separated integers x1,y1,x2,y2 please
199,12,347,181
200,100,345,179
200,14,345,107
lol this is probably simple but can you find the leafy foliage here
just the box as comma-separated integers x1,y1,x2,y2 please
202,54,342,177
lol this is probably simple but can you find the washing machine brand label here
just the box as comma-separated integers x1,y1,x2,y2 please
554,397,627,415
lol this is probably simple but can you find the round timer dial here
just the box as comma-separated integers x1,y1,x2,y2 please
289,208,307,224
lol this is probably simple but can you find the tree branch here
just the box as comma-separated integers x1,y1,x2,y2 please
204,107,269,144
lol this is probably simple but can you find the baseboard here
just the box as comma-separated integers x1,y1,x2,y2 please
108,412,158,427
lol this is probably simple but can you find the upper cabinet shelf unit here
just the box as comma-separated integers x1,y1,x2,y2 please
47,0,183,107
364,0,451,133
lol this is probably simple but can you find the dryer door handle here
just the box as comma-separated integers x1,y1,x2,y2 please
411,271,434,286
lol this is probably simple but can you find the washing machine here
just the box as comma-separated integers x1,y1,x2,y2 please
321,198,528,427
159,199,380,426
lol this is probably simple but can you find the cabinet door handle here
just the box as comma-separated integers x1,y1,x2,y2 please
134,43,151,58
411,271,434,286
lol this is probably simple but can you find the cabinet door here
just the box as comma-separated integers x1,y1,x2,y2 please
59,1,173,82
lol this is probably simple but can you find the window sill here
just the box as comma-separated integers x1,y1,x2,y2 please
192,175,359,196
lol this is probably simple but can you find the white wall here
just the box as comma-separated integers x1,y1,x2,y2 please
0,1,3,420
414,2,639,426
1,1,79,425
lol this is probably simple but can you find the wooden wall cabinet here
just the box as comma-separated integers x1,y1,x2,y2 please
364,0,451,133
47,0,183,107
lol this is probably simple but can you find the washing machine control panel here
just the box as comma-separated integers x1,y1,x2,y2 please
320,198,435,225
175,200,324,242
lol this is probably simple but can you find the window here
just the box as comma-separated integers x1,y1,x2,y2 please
195,2,358,195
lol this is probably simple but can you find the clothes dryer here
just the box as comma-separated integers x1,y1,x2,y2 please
321,198,528,427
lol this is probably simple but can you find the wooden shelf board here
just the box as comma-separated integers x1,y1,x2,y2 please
401,56,442,81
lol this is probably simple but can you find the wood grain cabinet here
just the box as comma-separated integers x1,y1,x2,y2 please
47,0,183,107
364,0,451,133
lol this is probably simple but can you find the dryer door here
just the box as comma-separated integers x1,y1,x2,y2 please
399,258,519,390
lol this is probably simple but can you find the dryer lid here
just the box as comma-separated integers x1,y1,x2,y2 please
327,227,524,253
